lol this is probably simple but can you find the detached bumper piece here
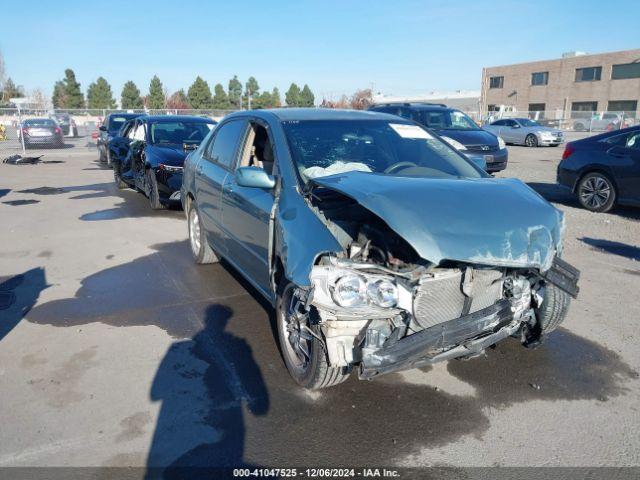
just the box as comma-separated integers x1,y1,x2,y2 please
540,256,580,298
359,300,516,380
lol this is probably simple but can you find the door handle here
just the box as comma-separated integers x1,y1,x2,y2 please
196,164,203,175
223,183,234,194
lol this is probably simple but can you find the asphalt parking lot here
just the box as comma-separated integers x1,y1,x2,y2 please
0,137,639,470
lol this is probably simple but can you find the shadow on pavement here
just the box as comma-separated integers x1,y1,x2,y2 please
146,304,269,478
0,268,49,342
580,237,640,261
26,241,638,466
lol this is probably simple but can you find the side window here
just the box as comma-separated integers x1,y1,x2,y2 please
132,123,146,141
626,132,640,150
506,120,517,127
126,122,138,139
206,120,246,169
238,122,276,175
492,120,505,126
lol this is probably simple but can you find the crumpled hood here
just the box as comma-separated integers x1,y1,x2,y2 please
146,144,189,167
311,172,563,271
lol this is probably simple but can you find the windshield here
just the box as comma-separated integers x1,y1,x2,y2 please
25,119,56,127
282,120,483,183
149,121,214,145
517,119,540,127
416,110,479,130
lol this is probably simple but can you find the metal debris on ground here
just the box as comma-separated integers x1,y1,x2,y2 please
2,154,44,165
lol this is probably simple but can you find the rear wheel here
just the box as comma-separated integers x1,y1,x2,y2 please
573,122,585,131
577,172,616,212
525,134,539,147
276,282,350,389
188,202,219,264
147,170,166,210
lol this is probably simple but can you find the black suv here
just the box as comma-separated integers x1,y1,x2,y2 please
369,103,508,173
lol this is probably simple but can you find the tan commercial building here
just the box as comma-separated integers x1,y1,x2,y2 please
480,49,640,120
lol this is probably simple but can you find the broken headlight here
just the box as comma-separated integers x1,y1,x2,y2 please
332,274,398,308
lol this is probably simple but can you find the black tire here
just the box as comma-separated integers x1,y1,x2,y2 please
535,283,571,335
525,134,539,147
576,172,616,213
187,201,219,264
98,147,106,163
276,282,350,390
147,169,166,210
113,162,128,189
573,122,585,132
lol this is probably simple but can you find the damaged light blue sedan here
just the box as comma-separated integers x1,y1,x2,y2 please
181,109,579,390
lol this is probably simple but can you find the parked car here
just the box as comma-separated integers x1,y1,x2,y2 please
49,113,78,137
484,118,564,147
557,126,640,212
110,115,216,209
18,118,64,148
368,103,508,173
182,109,579,390
572,113,628,132
97,113,142,166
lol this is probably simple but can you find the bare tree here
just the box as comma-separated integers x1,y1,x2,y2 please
30,88,49,110
350,88,373,110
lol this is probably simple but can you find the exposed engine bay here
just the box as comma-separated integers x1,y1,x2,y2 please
297,185,580,379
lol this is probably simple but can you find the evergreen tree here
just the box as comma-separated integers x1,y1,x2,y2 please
52,81,66,108
300,84,315,107
228,75,242,109
121,81,144,109
212,83,230,109
285,83,301,107
3,77,24,100
187,76,213,109
148,75,165,109
62,69,85,108
244,76,260,108
253,91,274,109
86,77,116,109
166,89,190,109
271,87,282,107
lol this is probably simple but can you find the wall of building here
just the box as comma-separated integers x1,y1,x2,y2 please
480,49,640,117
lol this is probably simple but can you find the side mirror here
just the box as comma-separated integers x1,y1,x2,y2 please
511,124,521,129
99,125,107,132
470,156,487,171
235,166,275,189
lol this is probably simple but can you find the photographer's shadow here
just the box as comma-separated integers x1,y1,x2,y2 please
146,304,269,479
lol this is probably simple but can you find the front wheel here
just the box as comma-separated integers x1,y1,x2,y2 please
113,162,128,189
276,282,350,389
188,202,219,264
577,172,616,212
147,170,166,210
525,134,539,147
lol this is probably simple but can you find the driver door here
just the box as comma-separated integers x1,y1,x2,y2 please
501,119,520,143
221,120,276,296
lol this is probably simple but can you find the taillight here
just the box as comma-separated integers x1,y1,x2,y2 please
55,127,61,134
22,127,29,135
562,142,575,160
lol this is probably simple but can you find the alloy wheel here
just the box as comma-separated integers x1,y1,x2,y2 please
189,208,201,256
579,176,611,209
280,288,313,372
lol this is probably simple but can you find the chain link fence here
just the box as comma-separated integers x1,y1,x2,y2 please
0,108,235,162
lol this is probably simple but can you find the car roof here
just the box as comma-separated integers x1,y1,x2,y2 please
370,103,452,111
225,108,407,122
108,113,141,119
141,115,216,123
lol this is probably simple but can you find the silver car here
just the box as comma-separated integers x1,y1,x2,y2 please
484,118,564,147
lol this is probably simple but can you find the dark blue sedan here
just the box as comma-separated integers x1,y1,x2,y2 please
110,115,216,209
557,126,640,212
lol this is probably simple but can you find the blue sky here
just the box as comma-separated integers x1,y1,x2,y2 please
2,0,639,101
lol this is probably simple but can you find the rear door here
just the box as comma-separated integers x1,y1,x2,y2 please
195,118,247,255
610,131,640,201
220,119,276,295
110,120,136,165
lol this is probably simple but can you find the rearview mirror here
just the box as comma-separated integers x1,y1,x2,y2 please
99,125,107,131
235,166,275,189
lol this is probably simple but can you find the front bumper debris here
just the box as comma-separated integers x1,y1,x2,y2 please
538,256,580,298
359,299,516,379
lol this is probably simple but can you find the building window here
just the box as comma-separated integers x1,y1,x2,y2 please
528,103,545,119
611,63,640,80
575,66,602,82
531,72,549,86
608,100,638,113
489,76,504,89
571,101,598,118
487,104,498,112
